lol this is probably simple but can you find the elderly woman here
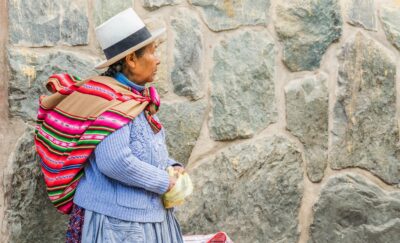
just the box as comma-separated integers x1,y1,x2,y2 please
52,8,185,243
74,9,183,243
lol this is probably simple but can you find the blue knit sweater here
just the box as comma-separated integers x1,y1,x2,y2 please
74,74,180,222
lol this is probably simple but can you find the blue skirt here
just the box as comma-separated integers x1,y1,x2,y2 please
80,208,184,243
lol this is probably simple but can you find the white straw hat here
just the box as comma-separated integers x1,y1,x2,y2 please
95,8,165,69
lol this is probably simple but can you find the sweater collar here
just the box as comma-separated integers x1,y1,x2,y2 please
114,72,145,92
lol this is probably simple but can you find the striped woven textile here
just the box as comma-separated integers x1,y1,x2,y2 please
34,73,161,214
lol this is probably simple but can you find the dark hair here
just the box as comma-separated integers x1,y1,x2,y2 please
101,45,148,77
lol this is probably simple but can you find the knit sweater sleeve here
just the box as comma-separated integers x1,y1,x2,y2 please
94,124,170,195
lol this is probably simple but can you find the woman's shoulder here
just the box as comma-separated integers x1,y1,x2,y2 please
128,112,151,136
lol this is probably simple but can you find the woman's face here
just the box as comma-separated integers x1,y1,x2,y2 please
125,42,160,86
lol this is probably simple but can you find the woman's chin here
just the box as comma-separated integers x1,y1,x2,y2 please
146,78,155,84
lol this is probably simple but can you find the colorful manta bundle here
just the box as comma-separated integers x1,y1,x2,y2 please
34,73,161,214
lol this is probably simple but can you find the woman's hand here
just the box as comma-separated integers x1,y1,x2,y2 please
166,166,185,192
167,175,177,192
173,165,185,174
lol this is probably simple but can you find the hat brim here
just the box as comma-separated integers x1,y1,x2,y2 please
95,28,166,69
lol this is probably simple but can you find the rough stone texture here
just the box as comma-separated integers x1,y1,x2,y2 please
143,0,181,10
191,0,270,31
380,6,400,51
3,1,400,241
275,0,342,72
285,74,328,182
310,173,400,243
171,9,204,100
330,32,400,184
4,126,67,243
8,0,88,46
94,0,133,26
177,135,303,243
8,48,101,121
347,0,377,31
209,31,276,141
157,100,207,165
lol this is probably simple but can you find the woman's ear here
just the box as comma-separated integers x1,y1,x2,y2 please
125,52,136,70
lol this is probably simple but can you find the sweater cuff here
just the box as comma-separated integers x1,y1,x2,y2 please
154,170,170,195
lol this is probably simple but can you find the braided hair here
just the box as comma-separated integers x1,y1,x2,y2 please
101,46,148,77
101,59,124,77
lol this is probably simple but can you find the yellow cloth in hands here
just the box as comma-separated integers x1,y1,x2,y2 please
163,167,193,208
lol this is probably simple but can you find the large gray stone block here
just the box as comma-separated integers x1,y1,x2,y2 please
177,135,303,243
190,0,270,31
157,99,207,165
143,0,181,10
310,173,400,243
8,0,89,46
330,32,399,184
380,6,400,51
347,0,377,31
170,9,204,100
275,0,342,72
8,48,101,121
4,126,68,243
285,74,328,182
209,31,277,141
94,0,133,26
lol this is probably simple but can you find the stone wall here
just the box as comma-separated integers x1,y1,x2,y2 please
1,0,400,242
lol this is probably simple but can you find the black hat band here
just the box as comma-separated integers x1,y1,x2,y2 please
103,27,151,60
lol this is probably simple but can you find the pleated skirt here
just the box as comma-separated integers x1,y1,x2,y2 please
80,208,184,243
